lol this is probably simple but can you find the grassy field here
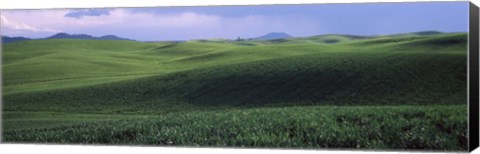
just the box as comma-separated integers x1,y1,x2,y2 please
1,32,468,151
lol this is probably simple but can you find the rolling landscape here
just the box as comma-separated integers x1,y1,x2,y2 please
1,31,468,150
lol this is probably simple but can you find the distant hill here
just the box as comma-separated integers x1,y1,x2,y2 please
298,34,372,44
1,36,32,44
47,33,94,39
253,32,292,40
2,33,134,44
411,31,443,36
47,33,133,41
384,31,444,38
99,35,132,40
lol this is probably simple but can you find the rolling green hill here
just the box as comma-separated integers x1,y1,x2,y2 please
1,32,469,150
3,33,467,112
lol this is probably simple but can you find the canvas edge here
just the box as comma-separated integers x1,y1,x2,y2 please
469,1,480,152
0,1,476,153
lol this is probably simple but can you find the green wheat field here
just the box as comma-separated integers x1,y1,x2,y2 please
1,32,468,151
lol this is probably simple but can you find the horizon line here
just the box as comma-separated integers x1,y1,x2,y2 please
1,30,469,42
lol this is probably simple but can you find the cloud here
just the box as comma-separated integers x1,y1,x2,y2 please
92,10,222,28
1,14,58,33
0,9,119,36
0,8,319,40
154,12,221,28
65,9,111,18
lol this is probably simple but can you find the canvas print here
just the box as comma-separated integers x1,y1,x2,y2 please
0,2,471,151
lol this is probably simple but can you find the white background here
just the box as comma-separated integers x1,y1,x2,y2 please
0,0,478,154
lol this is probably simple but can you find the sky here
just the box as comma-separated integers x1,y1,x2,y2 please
0,1,469,41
